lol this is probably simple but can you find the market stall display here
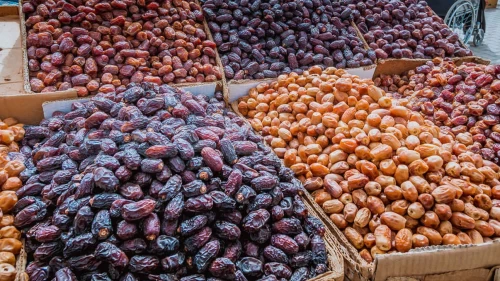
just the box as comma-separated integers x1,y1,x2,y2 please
15,84,340,281
347,0,473,59
21,0,222,95
236,66,500,263
0,118,27,281
5,0,500,279
201,0,376,80
376,58,500,165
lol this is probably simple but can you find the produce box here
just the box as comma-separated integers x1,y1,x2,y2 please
201,0,378,82
373,56,490,78
226,70,500,281
311,199,500,281
38,81,346,281
19,0,224,95
0,5,76,125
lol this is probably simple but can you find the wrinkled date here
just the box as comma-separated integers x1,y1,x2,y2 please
202,0,375,80
24,0,221,94
19,83,329,280
0,117,26,278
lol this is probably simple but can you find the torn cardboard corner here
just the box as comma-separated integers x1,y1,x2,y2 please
0,90,77,125
373,56,489,78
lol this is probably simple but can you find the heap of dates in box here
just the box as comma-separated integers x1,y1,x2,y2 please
202,0,376,80
376,59,500,165
346,0,472,59
23,0,222,95
238,66,500,263
15,83,329,281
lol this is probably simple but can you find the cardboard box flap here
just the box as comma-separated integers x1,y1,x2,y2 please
423,268,490,281
178,82,217,97
374,59,429,78
43,97,90,119
374,57,490,78
349,64,376,79
373,241,500,281
0,90,77,124
493,267,500,281
227,79,274,103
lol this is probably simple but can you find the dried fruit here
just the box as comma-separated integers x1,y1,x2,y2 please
18,86,329,280
237,66,500,258
204,0,374,80
24,0,221,93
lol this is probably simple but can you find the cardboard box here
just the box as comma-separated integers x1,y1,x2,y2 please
373,56,490,79
226,66,500,281
213,15,378,87
18,0,225,95
0,5,77,125
41,82,345,281
486,0,498,8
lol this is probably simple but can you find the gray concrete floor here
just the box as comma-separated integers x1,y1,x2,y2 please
469,6,500,64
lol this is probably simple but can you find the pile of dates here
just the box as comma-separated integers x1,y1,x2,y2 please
343,0,472,59
376,58,500,165
0,118,26,281
237,66,500,262
22,0,222,95
15,83,330,280
202,0,375,80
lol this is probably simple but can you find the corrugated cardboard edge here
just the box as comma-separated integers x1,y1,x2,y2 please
373,241,500,281
18,0,224,95
18,0,31,94
373,56,490,78
15,239,26,281
226,75,500,281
